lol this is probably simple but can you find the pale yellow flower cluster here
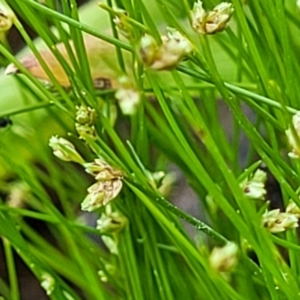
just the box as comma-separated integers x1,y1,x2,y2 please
191,1,234,35
240,169,267,200
75,105,97,141
209,242,238,280
286,111,300,158
81,159,123,212
262,200,300,233
49,137,124,212
138,29,193,71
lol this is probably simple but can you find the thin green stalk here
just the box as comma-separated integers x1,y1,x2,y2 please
199,33,299,299
3,238,19,300
124,196,165,299
274,1,300,107
0,211,80,299
63,229,106,299
99,3,150,34
103,0,126,73
20,222,87,289
177,66,298,115
0,44,69,115
177,66,299,182
19,0,131,51
0,206,56,223
259,262,279,300
247,1,286,87
139,1,161,41
146,74,254,240
239,95,284,131
120,227,144,300
231,0,275,98
0,277,10,300
50,1,82,79
69,0,95,93
12,16,74,109
271,235,300,252
0,101,54,118
134,105,150,165
142,221,174,299
96,115,151,185
171,70,234,170
128,183,243,300
286,230,299,279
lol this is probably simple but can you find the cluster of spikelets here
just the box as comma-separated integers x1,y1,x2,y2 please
240,169,300,233
48,105,128,261
5,0,300,280
46,0,235,252
49,106,124,213
44,1,300,277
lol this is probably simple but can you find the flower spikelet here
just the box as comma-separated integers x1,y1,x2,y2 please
191,1,234,34
209,242,238,273
286,111,300,158
49,136,85,164
75,105,97,140
262,209,299,233
81,159,123,211
240,169,267,200
138,29,193,70
81,180,123,212
286,200,300,218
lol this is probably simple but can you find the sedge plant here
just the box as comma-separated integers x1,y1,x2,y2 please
0,0,300,299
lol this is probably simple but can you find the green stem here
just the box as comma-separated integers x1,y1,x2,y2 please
18,0,131,51
199,33,299,299
3,238,19,300
177,66,298,114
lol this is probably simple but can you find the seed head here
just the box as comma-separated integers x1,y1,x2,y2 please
240,169,267,200
75,123,97,141
83,158,123,181
262,209,299,233
75,105,96,125
191,1,234,34
75,106,97,140
81,180,123,212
